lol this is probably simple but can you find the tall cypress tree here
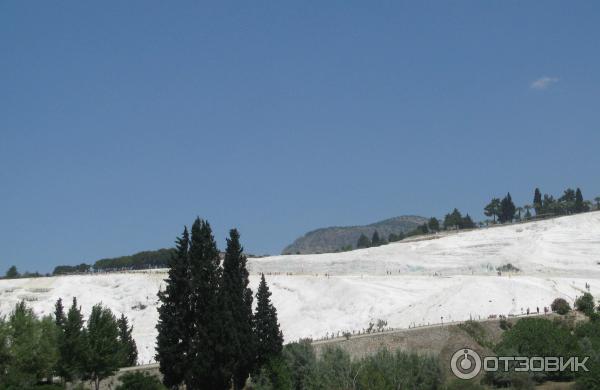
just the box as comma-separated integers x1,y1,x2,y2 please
254,274,283,371
356,233,371,248
371,230,381,246
54,298,65,329
220,229,256,389
117,314,138,367
187,218,226,389
534,188,543,215
575,188,584,213
156,227,190,389
54,298,66,382
60,298,87,381
499,193,516,223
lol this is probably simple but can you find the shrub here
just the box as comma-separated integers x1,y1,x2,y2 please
496,263,520,273
116,372,166,390
575,293,595,317
445,380,485,390
354,349,442,390
550,298,571,315
483,369,535,390
496,318,581,382
499,318,512,330
458,320,492,348
307,347,353,389
253,356,293,390
282,340,316,390
314,347,443,390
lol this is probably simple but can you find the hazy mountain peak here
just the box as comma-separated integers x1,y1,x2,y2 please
282,215,427,254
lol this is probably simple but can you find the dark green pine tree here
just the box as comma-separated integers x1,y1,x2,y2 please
533,188,543,215
85,304,121,390
444,208,463,229
117,314,138,367
575,188,584,213
54,298,66,328
371,230,381,246
59,297,87,381
254,274,283,371
5,265,18,279
484,198,501,223
187,218,226,389
461,214,476,229
356,233,371,248
427,217,440,232
54,297,66,382
156,227,190,389
499,193,516,223
219,229,256,389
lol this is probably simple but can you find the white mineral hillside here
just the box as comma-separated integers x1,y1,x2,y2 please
1,212,599,364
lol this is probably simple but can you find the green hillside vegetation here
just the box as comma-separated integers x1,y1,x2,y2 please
93,248,176,271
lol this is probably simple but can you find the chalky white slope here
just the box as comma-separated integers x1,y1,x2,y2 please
1,212,600,364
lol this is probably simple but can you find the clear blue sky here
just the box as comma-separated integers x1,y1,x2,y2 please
1,2,599,273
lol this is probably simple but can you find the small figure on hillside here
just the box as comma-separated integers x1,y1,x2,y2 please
527,308,530,315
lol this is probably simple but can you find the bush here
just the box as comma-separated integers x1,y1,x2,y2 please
575,293,595,317
458,320,492,349
353,349,442,390
116,371,166,390
496,263,520,273
483,369,535,390
573,320,600,389
550,298,571,315
495,318,581,382
445,380,485,390
252,356,293,390
253,345,444,390
499,318,512,330
282,340,316,390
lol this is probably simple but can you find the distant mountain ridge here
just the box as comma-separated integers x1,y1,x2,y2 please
282,215,428,254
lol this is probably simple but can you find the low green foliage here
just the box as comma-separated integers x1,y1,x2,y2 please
252,344,442,390
499,318,512,330
491,317,581,384
551,297,571,315
94,248,176,271
445,379,485,390
458,320,493,349
116,372,166,390
52,263,91,275
575,292,596,317
496,263,520,273
574,320,600,389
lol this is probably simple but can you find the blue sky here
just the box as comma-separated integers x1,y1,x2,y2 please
1,2,599,273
